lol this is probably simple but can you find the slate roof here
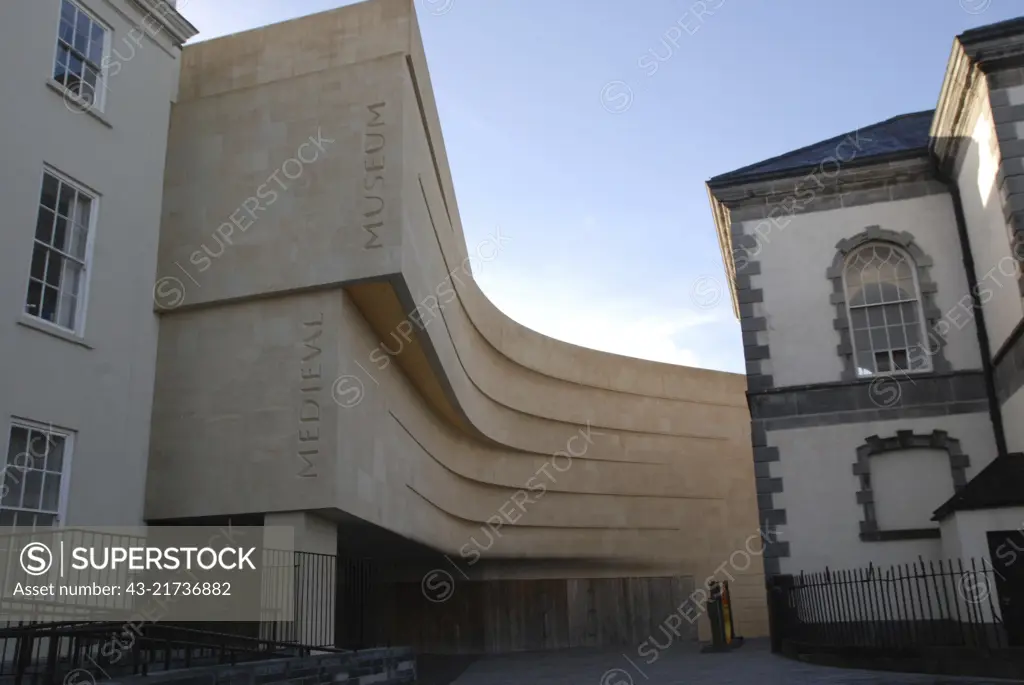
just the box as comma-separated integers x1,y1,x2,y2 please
708,110,935,185
959,16,1024,45
932,452,1024,521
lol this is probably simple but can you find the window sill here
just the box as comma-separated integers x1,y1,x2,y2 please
858,368,934,380
45,80,112,129
860,528,941,542
18,316,93,349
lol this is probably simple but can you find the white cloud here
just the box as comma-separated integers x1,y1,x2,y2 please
474,266,728,369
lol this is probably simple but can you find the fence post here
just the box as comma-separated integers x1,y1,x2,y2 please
767,574,793,653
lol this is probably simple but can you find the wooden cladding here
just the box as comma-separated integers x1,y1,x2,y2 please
368,576,696,654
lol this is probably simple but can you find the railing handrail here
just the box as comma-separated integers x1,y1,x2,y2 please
770,555,1011,653
0,620,350,652
0,547,343,683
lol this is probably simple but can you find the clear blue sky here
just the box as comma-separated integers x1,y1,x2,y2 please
181,0,1021,373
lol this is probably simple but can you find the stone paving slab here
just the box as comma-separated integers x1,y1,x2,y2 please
450,640,1022,685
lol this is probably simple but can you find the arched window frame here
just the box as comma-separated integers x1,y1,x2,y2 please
828,226,949,381
852,429,969,542
842,243,930,377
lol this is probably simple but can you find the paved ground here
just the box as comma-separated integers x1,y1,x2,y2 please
448,640,1020,685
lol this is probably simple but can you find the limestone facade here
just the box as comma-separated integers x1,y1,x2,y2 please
147,0,769,649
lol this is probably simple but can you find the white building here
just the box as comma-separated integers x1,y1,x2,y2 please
0,0,196,527
707,17,1024,581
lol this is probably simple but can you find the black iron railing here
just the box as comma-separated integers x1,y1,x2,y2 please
0,619,348,685
0,528,338,649
770,557,1011,651
260,549,336,648
0,529,342,684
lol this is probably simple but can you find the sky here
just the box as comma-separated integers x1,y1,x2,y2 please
176,0,1021,373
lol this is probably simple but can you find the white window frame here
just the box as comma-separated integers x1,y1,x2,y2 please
24,165,99,338
51,0,112,113
842,243,932,378
2,419,75,528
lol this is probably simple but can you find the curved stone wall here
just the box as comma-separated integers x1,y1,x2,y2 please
147,0,768,644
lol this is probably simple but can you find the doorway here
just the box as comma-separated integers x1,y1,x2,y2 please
987,529,1024,646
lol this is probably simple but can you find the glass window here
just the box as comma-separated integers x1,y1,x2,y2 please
843,244,931,377
2,423,70,529
53,0,107,109
25,170,94,333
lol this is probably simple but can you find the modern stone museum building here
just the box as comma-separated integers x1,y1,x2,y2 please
708,19,1024,580
14,0,1024,658
1,0,770,652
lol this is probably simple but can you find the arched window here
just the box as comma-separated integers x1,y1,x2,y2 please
843,243,930,377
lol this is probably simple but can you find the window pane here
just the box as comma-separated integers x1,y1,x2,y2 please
54,46,70,84
7,428,28,466
891,283,914,302
867,307,885,327
62,260,82,297
900,302,919,323
66,57,83,95
88,25,104,65
29,247,47,282
56,183,74,218
864,282,883,305
13,511,37,527
41,286,59,323
52,215,68,251
22,471,43,511
44,251,62,288
41,473,60,513
896,278,915,297
74,12,90,53
860,263,881,283
58,293,77,329
854,329,871,351
907,324,922,346
25,280,43,317
870,327,888,348
879,282,905,303
881,303,902,325
69,51,84,78
888,326,907,347
61,0,77,23
45,437,65,473
1,472,20,508
877,260,897,284
70,223,88,260
71,194,91,230
82,66,98,103
874,351,891,373
36,208,55,244
21,430,40,468
850,309,867,329
892,349,909,371
34,513,57,527
27,432,52,464
40,175,59,210
59,18,75,45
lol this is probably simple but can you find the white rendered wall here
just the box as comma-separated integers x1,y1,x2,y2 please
745,193,981,388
